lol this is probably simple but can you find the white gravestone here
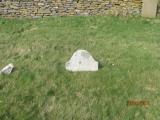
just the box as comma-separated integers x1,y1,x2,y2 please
65,50,98,72
0,63,14,75
142,0,158,18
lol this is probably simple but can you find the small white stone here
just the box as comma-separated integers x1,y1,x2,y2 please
38,3,44,6
0,63,14,75
65,50,98,72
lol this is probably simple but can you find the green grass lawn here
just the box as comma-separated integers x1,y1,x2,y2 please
0,16,160,120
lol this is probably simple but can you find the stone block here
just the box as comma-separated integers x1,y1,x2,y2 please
142,0,158,18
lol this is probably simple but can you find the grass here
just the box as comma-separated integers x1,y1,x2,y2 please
0,16,160,120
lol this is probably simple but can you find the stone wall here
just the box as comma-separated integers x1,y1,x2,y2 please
0,0,157,18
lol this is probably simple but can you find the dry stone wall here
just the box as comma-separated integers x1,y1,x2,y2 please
0,0,158,18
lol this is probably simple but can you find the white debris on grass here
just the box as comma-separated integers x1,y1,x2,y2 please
65,50,98,72
0,63,14,75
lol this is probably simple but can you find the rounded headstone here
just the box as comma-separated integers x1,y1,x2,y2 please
65,50,98,72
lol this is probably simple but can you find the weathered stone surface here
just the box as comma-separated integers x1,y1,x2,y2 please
65,50,98,72
0,0,159,18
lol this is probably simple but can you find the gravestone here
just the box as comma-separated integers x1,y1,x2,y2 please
0,63,14,75
142,0,158,18
65,50,98,72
